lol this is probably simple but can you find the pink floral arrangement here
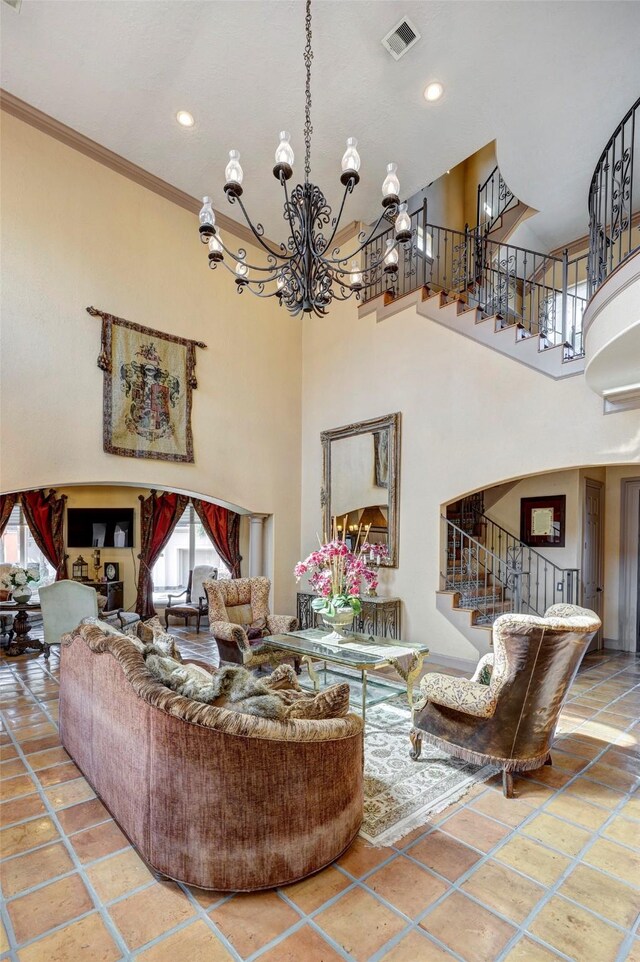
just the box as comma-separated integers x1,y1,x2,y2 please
294,519,380,617
365,543,389,563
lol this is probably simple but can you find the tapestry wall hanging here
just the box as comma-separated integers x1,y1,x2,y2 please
87,307,206,463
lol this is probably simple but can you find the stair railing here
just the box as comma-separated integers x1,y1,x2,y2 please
476,166,518,234
442,516,523,625
481,514,579,615
362,218,586,358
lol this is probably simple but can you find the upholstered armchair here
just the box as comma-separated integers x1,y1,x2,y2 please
410,604,601,797
164,565,218,632
40,581,140,655
204,576,298,668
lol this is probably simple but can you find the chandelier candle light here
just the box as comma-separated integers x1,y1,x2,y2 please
197,0,413,317
294,519,380,641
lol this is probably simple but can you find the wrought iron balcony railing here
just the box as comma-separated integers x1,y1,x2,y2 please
477,165,518,234
363,209,587,357
588,96,640,294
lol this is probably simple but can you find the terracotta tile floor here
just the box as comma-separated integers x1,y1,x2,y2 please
0,632,639,962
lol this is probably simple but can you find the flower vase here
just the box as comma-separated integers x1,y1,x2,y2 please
12,585,32,605
321,608,355,642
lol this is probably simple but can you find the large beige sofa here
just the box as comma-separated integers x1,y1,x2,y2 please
59,623,364,891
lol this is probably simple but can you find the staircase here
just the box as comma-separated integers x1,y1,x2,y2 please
438,503,580,647
360,174,589,379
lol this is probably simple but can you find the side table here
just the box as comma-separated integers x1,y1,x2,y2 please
0,602,48,657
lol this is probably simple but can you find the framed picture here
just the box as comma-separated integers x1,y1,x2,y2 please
520,495,566,547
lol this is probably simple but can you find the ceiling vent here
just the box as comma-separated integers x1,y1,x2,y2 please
381,17,421,60
2,0,22,10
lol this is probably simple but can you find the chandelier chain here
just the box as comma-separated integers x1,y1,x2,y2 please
303,0,313,182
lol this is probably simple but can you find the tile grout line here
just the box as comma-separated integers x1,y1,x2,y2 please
1,649,638,962
0,669,134,960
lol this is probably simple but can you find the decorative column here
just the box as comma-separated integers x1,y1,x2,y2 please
248,515,268,577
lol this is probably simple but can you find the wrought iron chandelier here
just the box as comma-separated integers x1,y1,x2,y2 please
197,0,411,317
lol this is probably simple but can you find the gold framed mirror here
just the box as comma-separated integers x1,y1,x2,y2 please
321,413,401,567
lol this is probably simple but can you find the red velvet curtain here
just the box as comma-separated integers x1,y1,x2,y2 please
0,493,18,538
192,499,242,578
136,491,189,618
20,490,68,580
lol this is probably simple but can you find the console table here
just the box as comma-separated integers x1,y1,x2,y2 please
297,592,401,639
85,581,124,610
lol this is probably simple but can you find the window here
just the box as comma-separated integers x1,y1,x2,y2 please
0,505,55,586
549,279,588,346
416,224,433,260
151,504,230,603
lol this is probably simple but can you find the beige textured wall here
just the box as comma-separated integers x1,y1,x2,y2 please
486,469,582,571
301,298,640,661
0,114,302,614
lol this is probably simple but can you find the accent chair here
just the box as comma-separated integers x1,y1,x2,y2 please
40,580,140,654
204,576,298,667
164,564,218,632
410,604,601,797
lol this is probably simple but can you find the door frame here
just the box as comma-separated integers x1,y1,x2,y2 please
620,478,640,652
581,478,604,649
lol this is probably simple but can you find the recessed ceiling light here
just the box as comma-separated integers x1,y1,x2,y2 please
424,82,444,103
176,110,195,128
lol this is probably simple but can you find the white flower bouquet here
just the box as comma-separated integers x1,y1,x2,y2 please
1,565,40,599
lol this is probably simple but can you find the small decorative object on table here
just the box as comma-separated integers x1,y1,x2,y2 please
294,518,379,642
1,565,40,604
72,556,90,581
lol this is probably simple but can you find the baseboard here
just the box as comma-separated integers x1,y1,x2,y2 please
425,652,477,673
603,637,635,653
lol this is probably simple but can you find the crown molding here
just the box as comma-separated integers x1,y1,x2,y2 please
0,88,266,250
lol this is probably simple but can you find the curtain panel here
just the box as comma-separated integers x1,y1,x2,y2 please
0,493,18,539
136,491,189,618
20,490,68,580
192,499,242,578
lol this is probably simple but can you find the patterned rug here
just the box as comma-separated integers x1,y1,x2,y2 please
361,696,497,846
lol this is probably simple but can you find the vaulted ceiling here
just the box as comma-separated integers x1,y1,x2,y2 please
2,0,640,250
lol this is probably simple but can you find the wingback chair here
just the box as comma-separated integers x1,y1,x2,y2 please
410,604,601,797
204,576,298,667
164,565,218,632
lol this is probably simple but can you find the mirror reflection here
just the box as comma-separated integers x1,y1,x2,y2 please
322,413,400,567
331,430,390,551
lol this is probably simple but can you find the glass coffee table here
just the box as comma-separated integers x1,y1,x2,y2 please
261,628,429,721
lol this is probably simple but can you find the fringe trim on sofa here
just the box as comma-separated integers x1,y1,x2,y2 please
420,730,550,773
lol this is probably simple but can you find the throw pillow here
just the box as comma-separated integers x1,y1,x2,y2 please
286,683,351,719
144,654,350,721
126,616,182,661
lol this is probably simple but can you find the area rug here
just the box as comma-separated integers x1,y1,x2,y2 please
361,696,497,846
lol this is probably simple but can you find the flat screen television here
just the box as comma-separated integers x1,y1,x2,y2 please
67,508,135,548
